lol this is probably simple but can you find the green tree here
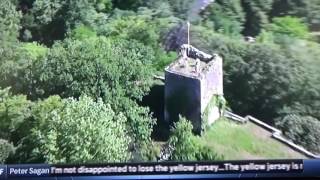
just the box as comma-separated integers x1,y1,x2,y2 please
0,0,22,74
275,39,320,120
0,87,30,163
225,44,307,122
106,94,156,148
16,96,131,163
264,16,310,40
186,27,319,125
276,114,320,154
64,0,111,31
102,15,159,47
200,0,245,37
137,141,161,161
153,49,177,71
168,117,223,161
112,0,144,10
22,0,65,44
20,0,111,45
20,42,48,58
0,139,15,164
0,88,32,141
0,0,22,45
11,37,155,101
12,95,64,163
3,36,156,150
0,42,48,98
70,25,97,40
143,0,175,18
241,0,274,36
271,0,320,30
168,0,195,20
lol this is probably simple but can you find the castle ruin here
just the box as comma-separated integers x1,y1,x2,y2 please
164,44,223,134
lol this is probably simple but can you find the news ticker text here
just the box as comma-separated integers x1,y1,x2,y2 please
0,159,304,178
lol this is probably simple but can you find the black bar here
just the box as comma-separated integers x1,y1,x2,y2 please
50,159,303,176
2,159,305,178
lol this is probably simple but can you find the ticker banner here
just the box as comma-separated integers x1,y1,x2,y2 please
2,159,317,179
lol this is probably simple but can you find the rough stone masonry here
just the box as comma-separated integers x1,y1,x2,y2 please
164,44,223,134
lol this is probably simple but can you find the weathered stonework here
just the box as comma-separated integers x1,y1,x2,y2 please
164,52,223,134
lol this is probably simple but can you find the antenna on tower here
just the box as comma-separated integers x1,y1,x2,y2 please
187,21,190,56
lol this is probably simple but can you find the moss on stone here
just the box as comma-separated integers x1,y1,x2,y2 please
201,95,227,134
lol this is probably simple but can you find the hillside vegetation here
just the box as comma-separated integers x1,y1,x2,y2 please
203,118,306,159
0,0,319,163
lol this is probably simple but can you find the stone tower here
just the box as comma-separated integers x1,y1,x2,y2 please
164,44,223,134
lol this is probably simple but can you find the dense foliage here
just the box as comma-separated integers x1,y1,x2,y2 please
0,0,21,45
15,96,130,163
0,139,15,164
276,115,320,154
200,0,245,37
0,88,32,141
241,0,274,36
271,0,320,30
168,117,223,161
0,0,319,163
262,16,310,41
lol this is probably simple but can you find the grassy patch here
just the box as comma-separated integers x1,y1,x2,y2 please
200,118,306,160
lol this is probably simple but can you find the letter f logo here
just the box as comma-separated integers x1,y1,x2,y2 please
0,168,3,175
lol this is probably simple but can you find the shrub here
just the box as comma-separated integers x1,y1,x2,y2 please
200,0,245,37
168,117,223,161
265,16,310,40
17,96,131,163
0,0,21,45
2,36,156,104
136,141,161,162
276,114,320,154
70,25,97,40
154,49,177,71
0,139,15,164
0,87,32,141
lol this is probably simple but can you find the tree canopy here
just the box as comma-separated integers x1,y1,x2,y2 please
0,0,320,163
16,96,131,163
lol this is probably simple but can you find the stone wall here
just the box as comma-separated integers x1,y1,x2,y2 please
164,71,202,133
164,56,223,134
201,57,223,112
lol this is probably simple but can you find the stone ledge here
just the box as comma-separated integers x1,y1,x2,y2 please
224,111,320,159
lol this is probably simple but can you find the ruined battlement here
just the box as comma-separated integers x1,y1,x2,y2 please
164,44,223,134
